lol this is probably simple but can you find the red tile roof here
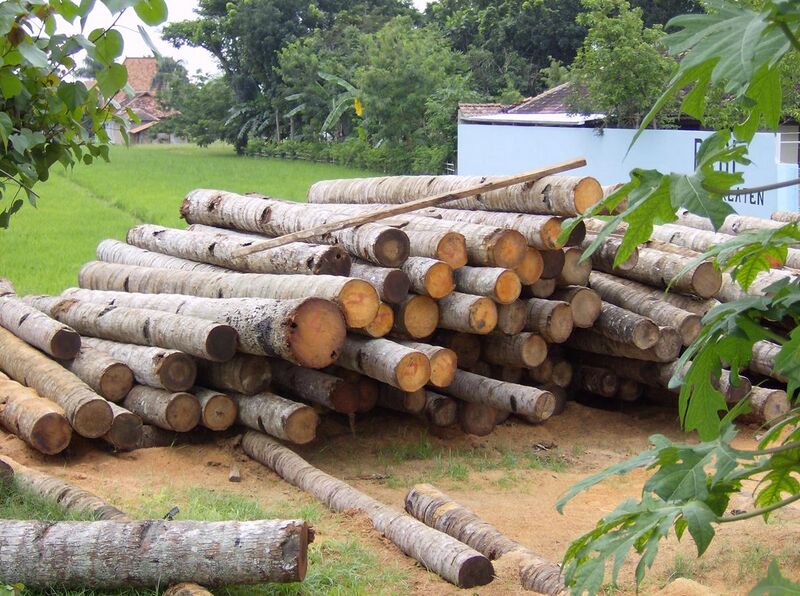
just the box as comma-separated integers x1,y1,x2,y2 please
507,83,572,114
124,57,158,94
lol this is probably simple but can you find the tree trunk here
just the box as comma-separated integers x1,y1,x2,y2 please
452,266,521,304
557,247,591,286
566,329,678,362
233,391,318,444
442,369,554,422
307,174,602,216
181,189,409,267
405,484,564,594
348,260,410,304
392,294,439,339
103,402,144,451
437,292,498,335
97,239,227,274
241,431,493,588
355,302,394,338
540,249,566,280
60,345,134,402
551,286,601,328
337,337,430,392
579,235,639,271
423,392,457,427
481,333,547,368
578,366,619,398
271,360,360,414
63,288,346,368
0,293,81,359
430,330,482,370
521,298,573,343
595,302,660,350
395,341,457,388
0,519,309,588
405,229,468,268
496,300,529,335
458,401,497,436
192,387,237,431
589,272,702,346
28,295,237,363
83,337,198,392
77,261,379,330
400,257,454,299
123,386,201,432
0,373,72,455
0,327,112,438
128,224,351,276
750,340,786,382
377,385,427,414
513,247,544,285
772,211,800,223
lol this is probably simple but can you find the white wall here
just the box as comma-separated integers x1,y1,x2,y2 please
457,123,800,217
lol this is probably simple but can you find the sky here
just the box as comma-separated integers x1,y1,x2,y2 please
65,0,432,78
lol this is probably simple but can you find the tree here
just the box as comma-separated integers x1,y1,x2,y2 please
157,74,234,147
629,0,702,27
558,2,800,592
0,0,167,228
567,0,677,127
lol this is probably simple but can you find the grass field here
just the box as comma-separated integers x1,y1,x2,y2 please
0,144,372,295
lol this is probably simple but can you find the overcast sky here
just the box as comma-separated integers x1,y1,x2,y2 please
66,0,431,77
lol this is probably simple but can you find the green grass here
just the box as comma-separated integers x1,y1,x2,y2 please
0,144,372,295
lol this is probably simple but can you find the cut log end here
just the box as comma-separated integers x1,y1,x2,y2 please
201,393,238,431
105,410,143,451
469,297,498,335
633,320,661,350
329,382,361,414
513,248,543,286
570,288,602,328
495,271,523,304
691,261,723,298
204,325,239,362
678,314,703,346
374,228,411,267
548,303,574,343
524,390,556,424
521,334,548,368
284,407,319,445
30,412,73,455
424,261,456,299
566,220,587,247
428,348,458,388
339,279,381,329
51,329,82,360
574,177,603,214
359,302,394,338
490,230,528,269
315,246,352,276
381,270,412,304
159,352,199,392
457,555,495,589
166,393,202,432
458,402,496,437
73,399,114,438
542,218,566,250
99,363,135,403
396,352,431,392
288,298,347,368
540,250,566,280
750,388,791,422
397,295,439,339
436,232,469,268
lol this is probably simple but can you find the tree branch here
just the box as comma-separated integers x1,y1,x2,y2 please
717,492,800,523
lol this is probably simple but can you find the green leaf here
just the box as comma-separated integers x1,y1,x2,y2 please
93,28,124,64
17,42,49,69
136,24,161,58
95,63,127,97
57,81,89,111
0,69,22,98
670,174,734,230
681,501,716,555
0,112,12,149
133,0,167,26
749,561,800,595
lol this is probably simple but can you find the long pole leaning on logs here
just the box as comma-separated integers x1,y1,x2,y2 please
233,159,587,257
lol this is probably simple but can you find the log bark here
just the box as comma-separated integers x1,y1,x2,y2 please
233,391,318,444
578,366,619,398
750,340,786,382
405,229,468,268
453,266,521,304
337,337,431,392
242,431,493,588
579,234,639,271
430,330,482,370
192,387,237,431
355,302,394,338
128,224,351,275
63,288,346,368
772,211,800,223
595,302,660,350
557,247,591,286
103,402,143,451
520,298,573,343
82,337,198,392
675,210,785,235
400,257,454,299
513,247,544,285
122,386,201,432
526,278,557,299
377,385,427,414
0,292,81,359
539,249,566,280
181,190,409,267
551,286,601,328
442,370,555,422
348,260,410,304
0,327,112,438
59,345,134,402
307,174,602,216
96,239,227,273
588,272,702,346
482,333,547,368
0,277,14,296
437,292,498,335
28,296,237,363
716,269,797,303
566,329,678,362
271,361,360,414
395,341,457,388
458,401,497,436
0,519,309,588
0,373,72,455
392,294,439,339
77,261,379,330
423,392,457,427
405,484,564,594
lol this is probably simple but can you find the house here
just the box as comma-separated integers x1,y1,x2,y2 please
458,83,800,217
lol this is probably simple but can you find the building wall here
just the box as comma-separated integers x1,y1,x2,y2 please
457,123,800,217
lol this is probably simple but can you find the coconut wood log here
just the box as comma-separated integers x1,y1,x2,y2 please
750,340,786,382
0,291,81,359
588,272,702,346
528,359,554,385
430,330,482,370
128,224,351,275
59,345,133,402
77,261,379,330
355,302,394,338
539,250,566,280
400,257,454,299
233,391,318,444
197,354,271,396
566,329,678,363
0,327,112,438
745,387,791,423
405,229,469,268
442,370,554,422
423,392,458,427
103,402,144,451
595,302,660,350
395,341,457,388
348,260,410,304
716,269,798,303
405,484,563,594
437,292,498,335
28,296,237,363
82,337,198,392
458,401,497,436
122,386,200,433
578,366,619,398
772,211,800,223
519,298,573,343
675,210,785,235
242,431,493,588
496,300,528,335
453,266,521,304
271,361,360,414
550,358,574,389
579,234,639,271
392,294,439,339
482,333,547,368
551,286,601,328
514,247,545,285
191,387,237,431
377,385,427,414
337,337,430,392
63,288,346,368
0,373,72,455
526,278,557,299
96,239,227,273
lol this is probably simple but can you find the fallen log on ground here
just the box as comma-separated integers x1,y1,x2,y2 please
458,401,497,436
0,327,112,438
59,345,134,402
337,337,431,392
123,386,201,433
233,391,318,444
241,431,493,588
405,483,563,594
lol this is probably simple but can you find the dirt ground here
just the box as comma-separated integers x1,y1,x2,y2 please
2,399,799,595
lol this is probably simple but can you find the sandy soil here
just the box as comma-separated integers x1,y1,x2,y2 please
2,399,798,595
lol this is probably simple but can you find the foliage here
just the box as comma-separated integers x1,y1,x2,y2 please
558,1,800,592
0,0,167,228
157,74,234,147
